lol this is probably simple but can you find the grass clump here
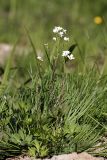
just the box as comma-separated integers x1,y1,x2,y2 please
0,27,107,159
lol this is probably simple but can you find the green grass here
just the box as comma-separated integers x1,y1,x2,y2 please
0,1,107,159
0,27,107,159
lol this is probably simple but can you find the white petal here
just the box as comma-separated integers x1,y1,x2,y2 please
53,37,57,41
53,26,59,33
37,56,43,61
67,54,75,60
59,31,64,37
62,50,70,57
63,29,67,33
57,26,63,31
64,37,69,41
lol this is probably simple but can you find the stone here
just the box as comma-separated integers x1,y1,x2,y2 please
0,43,12,65
6,152,106,160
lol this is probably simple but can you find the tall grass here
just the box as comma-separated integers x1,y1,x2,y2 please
0,27,107,159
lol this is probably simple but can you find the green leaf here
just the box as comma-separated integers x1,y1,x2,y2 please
1,40,17,86
10,133,21,144
18,129,25,140
68,44,77,53
25,135,32,144
40,146,48,157
32,140,41,153
28,147,36,157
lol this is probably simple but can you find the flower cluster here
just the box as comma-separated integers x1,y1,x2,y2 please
37,26,74,62
62,50,75,60
53,26,69,41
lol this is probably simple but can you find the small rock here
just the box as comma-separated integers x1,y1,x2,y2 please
0,43,12,65
51,152,78,160
77,152,104,160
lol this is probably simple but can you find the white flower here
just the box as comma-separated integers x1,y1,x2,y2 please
53,27,59,33
53,26,62,33
59,31,64,37
53,26,63,33
37,56,43,61
68,54,75,60
53,37,57,41
57,26,63,31
62,50,70,57
64,37,69,41
63,29,67,33
53,26,68,40
62,51,75,60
